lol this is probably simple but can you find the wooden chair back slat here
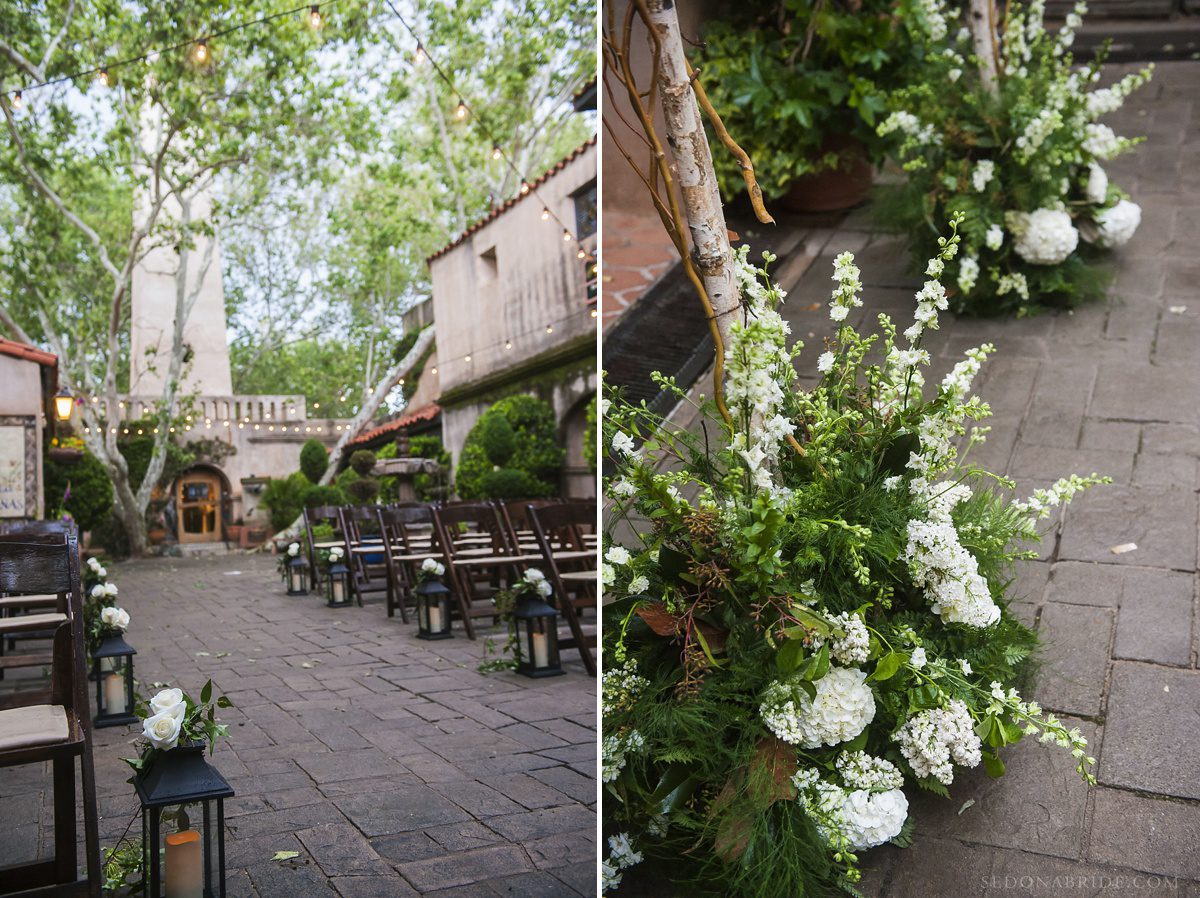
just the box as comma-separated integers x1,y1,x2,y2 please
528,502,597,676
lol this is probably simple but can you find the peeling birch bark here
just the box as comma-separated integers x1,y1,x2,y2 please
968,0,1000,96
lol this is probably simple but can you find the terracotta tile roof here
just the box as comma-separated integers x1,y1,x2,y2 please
348,403,441,447
0,338,57,369
426,136,597,263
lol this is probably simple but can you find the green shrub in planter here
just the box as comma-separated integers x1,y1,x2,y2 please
300,439,328,483
479,467,543,500
456,395,564,500
260,472,310,532
697,0,901,202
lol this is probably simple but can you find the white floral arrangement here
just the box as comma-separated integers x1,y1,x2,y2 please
99,605,130,634
419,557,446,580
601,220,1106,895
876,0,1152,314
126,681,232,773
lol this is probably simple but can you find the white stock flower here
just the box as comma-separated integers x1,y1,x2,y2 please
957,256,979,294
1085,164,1108,204
894,699,982,784
837,751,904,792
143,710,183,751
761,667,876,749
1089,199,1141,248
602,833,643,893
985,225,1005,251
958,658,973,675
605,546,632,566
1082,123,1121,160
910,646,927,669
826,613,870,666
610,478,635,498
628,575,649,595
817,351,835,374
611,431,636,456
840,788,909,849
1009,208,1079,265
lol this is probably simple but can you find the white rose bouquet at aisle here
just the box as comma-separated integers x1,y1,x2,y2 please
125,681,232,773
601,219,1106,897
875,0,1151,315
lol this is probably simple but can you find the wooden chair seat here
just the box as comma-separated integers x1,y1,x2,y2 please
549,550,596,562
451,553,544,567
0,612,68,634
312,540,345,549
0,704,70,751
560,570,598,582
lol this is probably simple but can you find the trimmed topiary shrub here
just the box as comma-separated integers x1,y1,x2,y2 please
301,483,346,509
349,449,378,477
456,395,564,500
479,468,542,499
478,413,517,467
260,472,310,532
300,439,328,483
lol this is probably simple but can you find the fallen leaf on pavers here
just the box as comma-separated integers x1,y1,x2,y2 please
215,651,230,659
195,651,211,657
271,851,300,862
247,658,256,664
223,571,243,576
959,799,975,815
1110,542,1138,554
1169,305,1188,314
804,303,821,311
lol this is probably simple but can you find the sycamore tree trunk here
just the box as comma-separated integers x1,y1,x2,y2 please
968,0,1000,95
270,325,436,543
644,0,740,352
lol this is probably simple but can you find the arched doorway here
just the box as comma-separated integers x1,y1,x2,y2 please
175,468,224,543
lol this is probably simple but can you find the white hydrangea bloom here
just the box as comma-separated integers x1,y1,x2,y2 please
1009,208,1079,265
1090,199,1141,248
760,667,876,749
1085,164,1108,204
894,699,982,784
840,788,909,849
1082,123,1122,159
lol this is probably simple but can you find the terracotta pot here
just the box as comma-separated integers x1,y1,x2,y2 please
148,527,168,545
776,137,874,214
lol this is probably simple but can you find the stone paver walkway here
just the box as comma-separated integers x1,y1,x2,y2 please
759,60,1200,898
1,554,596,897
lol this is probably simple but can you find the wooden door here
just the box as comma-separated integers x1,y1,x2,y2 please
177,471,222,543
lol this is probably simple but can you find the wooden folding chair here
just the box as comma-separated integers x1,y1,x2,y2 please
338,506,391,609
377,505,441,621
528,501,598,675
497,499,562,554
0,530,102,897
431,503,543,640
302,505,343,588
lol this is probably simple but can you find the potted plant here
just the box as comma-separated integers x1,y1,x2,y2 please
48,434,85,464
695,0,902,212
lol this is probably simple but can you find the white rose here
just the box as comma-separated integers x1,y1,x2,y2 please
103,583,118,597
91,584,105,599
97,566,107,578
148,688,185,718
1085,164,1108,204
535,580,553,598
287,542,300,557
143,710,182,750
87,557,101,572
420,557,444,576
100,606,130,631
524,568,546,583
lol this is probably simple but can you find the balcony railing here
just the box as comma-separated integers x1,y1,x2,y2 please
115,394,308,424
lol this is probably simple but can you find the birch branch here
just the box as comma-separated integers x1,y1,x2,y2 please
968,0,1000,96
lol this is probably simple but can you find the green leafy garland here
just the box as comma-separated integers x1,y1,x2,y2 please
601,218,1105,897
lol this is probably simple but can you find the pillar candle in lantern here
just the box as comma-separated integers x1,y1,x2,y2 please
103,671,126,714
532,631,549,668
164,829,203,898
428,604,443,632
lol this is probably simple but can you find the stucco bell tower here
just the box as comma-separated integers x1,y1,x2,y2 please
128,185,233,398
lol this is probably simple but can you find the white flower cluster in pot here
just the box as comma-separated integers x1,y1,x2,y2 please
142,687,187,751
100,606,130,631
1008,208,1079,265
1088,199,1142,248
523,567,552,597
760,666,876,748
87,556,108,578
287,542,300,557
91,582,118,599
420,557,445,577
894,699,982,785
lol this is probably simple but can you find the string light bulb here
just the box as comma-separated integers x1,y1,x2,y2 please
590,308,599,319
563,229,572,242
11,91,21,109
193,40,208,63
519,180,530,195
577,248,587,259
491,144,501,161
97,68,109,87
414,43,427,66
541,207,550,221
545,324,554,335
308,5,323,28
504,340,512,350
454,100,468,120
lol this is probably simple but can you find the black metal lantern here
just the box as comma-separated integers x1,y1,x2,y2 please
92,632,138,727
414,576,453,640
513,590,564,678
325,557,351,607
286,553,308,595
135,743,234,898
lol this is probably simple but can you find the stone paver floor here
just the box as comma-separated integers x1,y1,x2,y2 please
765,60,1200,898
0,554,596,897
